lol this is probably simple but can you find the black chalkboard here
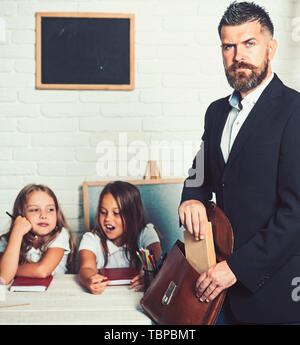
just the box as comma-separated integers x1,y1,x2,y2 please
36,13,134,90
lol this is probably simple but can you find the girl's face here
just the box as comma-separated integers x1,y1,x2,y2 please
25,191,57,236
99,193,124,246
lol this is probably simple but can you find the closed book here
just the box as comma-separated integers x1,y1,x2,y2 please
184,222,216,274
99,267,139,286
10,276,53,292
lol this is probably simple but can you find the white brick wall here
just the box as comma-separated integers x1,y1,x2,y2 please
0,0,300,238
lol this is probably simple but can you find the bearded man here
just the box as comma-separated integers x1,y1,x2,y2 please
179,1,300,324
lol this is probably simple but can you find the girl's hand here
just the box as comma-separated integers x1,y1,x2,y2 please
11,216,32,237
86,273,110,295
130,273,144,292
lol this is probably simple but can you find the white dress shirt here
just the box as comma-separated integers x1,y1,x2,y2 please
221,73,274,163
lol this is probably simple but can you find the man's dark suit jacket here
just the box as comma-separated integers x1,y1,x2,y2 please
181,74,300,324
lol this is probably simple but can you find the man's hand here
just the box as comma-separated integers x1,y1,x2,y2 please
195,261,237,302
178,200,208,240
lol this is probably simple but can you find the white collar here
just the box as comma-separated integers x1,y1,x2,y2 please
107,238,125,254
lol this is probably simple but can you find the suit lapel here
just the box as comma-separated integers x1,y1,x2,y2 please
224,74,283,172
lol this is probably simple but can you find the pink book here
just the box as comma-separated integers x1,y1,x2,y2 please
10,276,53,292
99,267,139,286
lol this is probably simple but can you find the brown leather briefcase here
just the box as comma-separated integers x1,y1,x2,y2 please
140,202,234,325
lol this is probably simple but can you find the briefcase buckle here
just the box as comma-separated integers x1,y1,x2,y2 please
162,281,177,305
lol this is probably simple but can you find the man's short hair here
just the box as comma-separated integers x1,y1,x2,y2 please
218,1,274,37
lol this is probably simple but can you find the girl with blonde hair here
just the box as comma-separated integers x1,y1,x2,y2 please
0,184,75,284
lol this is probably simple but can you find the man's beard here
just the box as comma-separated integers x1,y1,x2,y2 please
225,57,269,93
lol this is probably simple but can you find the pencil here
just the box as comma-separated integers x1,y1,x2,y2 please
149,255,156,271
5,211,15,220
0,303,30,309
136,251,145,269
157,251,166,269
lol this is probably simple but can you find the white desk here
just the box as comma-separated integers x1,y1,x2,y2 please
0,274,152,325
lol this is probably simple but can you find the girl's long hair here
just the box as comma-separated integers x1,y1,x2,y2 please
92,181,147,269
1,184,76,273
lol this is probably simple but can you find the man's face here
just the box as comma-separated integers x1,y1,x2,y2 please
220,21,276,95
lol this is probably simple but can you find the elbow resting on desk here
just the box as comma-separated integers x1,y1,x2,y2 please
0,264,52,285
0,273,14,285
0,265,52,285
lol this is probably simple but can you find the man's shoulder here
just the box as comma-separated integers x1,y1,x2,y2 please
209,95,230,108
272,77,300,118
269,74,300,104
281,82,300,102
205,95,230,121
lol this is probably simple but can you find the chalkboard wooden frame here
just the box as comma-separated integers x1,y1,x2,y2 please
36,12,135,90
82,179,185,252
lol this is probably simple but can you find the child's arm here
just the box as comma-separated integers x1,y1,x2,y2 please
0,216,32,284
79,249,110,295
16,247,64,278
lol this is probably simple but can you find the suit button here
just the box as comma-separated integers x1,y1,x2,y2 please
222,183,225,188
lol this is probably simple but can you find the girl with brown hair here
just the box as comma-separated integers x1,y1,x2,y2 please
0,184,76,284
79,181,162,294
